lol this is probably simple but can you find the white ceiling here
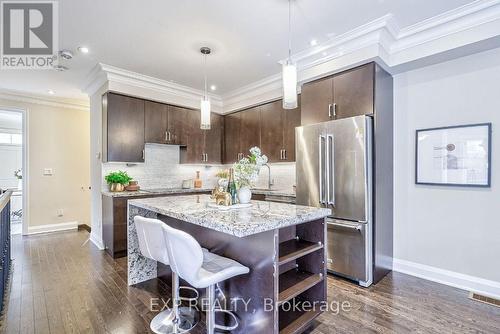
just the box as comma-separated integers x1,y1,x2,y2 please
0,0,474,100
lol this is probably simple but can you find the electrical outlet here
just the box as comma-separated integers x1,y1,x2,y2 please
43,168,53,176
57,209,64,217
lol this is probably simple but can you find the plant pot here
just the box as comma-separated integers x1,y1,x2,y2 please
109,183,125,192
237,186,252,204
17,179,22,191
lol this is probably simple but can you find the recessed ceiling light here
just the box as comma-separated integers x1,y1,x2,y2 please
77,46,89,54
47,90,55,95
210,85,217,91
310,39,318,46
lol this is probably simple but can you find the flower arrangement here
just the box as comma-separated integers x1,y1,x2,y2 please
233,147,268,188
14,169,22,180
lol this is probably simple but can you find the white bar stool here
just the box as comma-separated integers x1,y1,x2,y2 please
134,216,199,334
162,224,250,334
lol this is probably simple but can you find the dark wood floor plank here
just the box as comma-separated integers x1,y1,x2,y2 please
2,230,500,334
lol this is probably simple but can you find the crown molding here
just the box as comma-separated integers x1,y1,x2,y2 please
83,63,224,113
0,89,89,111
222,0,500,113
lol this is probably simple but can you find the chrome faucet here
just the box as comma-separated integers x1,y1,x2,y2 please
263,164,273,189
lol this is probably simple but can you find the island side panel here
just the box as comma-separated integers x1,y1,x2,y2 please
127,204,159,285
159,214,278,334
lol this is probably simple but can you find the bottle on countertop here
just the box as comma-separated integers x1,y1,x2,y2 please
194,171,202,189
227,168,237,204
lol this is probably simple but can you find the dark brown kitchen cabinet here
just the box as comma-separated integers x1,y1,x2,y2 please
300,62,375,125
223,112,241,163
102,93,145,163
239,106,261,158
184,109,205,163
301,76,333,125
168,105,190,145
260,99,301,162
183,110,223,164
333,63,374,119
204,113,223,163
260,101,284,162
145,100,168,144
283,100,301,161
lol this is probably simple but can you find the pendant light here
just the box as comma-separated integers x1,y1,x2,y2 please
200,47,211,130
282,0,298,109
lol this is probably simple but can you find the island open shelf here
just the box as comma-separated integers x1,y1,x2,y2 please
277,219,327,333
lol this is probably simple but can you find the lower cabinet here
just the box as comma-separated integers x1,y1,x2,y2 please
102,192,210,258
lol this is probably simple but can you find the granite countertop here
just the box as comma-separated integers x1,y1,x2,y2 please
102,187,295,198
102,188,212,198
128,194,330,237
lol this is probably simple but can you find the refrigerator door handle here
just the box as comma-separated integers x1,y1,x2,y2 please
327,134,335,206
319,135,326,204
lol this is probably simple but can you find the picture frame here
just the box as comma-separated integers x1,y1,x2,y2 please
415,123,492,187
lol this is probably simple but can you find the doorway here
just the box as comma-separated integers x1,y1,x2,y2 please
0,109,24,235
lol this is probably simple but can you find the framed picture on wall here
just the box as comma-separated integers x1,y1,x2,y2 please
415,123,492,187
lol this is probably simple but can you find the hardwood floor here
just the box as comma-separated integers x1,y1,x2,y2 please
1,230,499,334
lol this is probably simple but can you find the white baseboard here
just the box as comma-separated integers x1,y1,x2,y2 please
393,258,500,300
27,221,78,235
89,232,105,250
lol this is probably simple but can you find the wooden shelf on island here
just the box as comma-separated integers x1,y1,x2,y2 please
279,308,322,334
278,238,323,265
278,269,324,305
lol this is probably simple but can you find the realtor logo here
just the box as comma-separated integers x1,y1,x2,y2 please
1,1,58,69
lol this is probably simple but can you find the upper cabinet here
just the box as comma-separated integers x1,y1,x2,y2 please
223,99,301,164
204,113,223,164
301,63,374,125
224,112,241,163
239,106,261,158
183,110,224,164
103,93,145,163
144,100,168,144
260,99,301,162
145,102,191,145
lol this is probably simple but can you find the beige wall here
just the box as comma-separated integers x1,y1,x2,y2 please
0,97,91,230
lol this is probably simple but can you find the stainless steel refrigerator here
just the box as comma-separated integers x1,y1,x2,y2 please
296,115,374,287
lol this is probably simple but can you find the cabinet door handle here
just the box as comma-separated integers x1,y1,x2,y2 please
280,149,283,160
332,103,337,118
205,153,208,162
328,104,332,118
165,131,168,142
284,149,287,160
142,149,145,160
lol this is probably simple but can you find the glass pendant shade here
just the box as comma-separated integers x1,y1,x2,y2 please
282,60,298,109
200,96,211,130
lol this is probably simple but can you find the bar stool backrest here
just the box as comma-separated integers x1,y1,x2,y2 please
162,224,204,286
134,216,170,265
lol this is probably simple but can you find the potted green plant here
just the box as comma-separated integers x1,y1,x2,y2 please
104,171,133,192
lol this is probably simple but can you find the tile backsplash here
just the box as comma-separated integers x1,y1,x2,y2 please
102,143,296,193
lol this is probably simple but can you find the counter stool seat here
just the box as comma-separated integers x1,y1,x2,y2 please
162,224,249,334
134,216,199,334
196,249,249,289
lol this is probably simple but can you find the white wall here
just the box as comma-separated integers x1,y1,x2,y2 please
394,47,500,295
0,97,91,233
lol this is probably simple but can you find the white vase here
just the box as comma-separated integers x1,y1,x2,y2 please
237,186,252,204
17,178,22,190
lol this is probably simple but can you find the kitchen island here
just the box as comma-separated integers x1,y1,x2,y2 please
128,195,330,334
